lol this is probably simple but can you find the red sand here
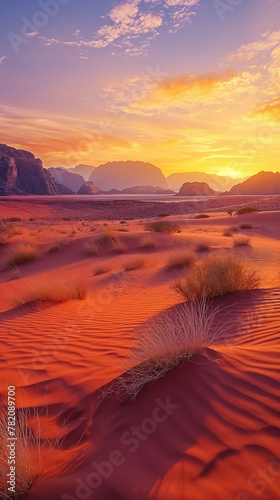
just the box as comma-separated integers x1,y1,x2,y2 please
0,198,279,499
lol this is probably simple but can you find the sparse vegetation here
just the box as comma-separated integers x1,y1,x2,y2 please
233,236,251,247
223,230,232,237
147,220,180,233
124,258,146,271
236,207,259,215
230,226,239,232
8,274,87,307
0,222,22,245
196,241,211,252
6,217,22,222
140,237,157,251
239,224,253,229
104,299,224,401
174,255,261,301
195,214,210,219
5,243,37,270
94,265,111,276
84,240,100,256
166,251,196,270
97,230,118,245
111,240,127,254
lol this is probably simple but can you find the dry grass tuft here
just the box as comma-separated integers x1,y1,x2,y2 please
94,265,111,276
174,255,261,301
139,237,157,251
195,213,210,219
104,299,225,401
0,222,22,245
223,230,232,237
8,274,87,307
195,241,211,252
5,243,37,270
166,251,196,270
236,206,259,215
233,236,251,247
83,240,100,256
239,224,253,229
97,230,118,245
124,258,147,272
111,240,127,254
147,220,180,234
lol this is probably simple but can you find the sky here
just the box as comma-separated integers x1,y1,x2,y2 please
0,0,279,178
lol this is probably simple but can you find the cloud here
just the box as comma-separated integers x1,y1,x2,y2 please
32,0,199,56
0,56,7,64
106,69,260,115
248,97,280,124
229,30,280,61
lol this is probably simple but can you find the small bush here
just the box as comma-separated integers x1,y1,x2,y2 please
124,258,146,272
97,230,117,245
239,224,253,229
195,214,210,219
0,222,22,245
104,299,224,401
166,251,196,270
233,236,251,247
7,217,22,222
5,243,37,270
8,274,86,307
174,255,261,301
230,226,239,232
223,230,232,237
236,207,259,215
196,241,211,252
147,221,180,233
111,240,127,254
94,265,111,276
140,238,157,251
84,240,100,256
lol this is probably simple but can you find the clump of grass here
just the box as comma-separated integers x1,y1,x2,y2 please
236,207,259,215
195,214,210,219
233,236,251,247
124,258,146,272
111,240,127,254
174,255,261,301
223,230,232,237
84,240,100,256
8,274,87,307
147,221,180,233
0,222,22,245
94,265,111,276
97,230,117,245
104,298,224,401
49,239,66,253
6,217,22,222
166,251,196,270
239,224,253,229
196,241,211,252
5,243,37,270
230,226,239,232
140,237,157,251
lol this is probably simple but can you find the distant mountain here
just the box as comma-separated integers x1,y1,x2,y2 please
228,171,280,195
121,185,174,194
48,167,85,193
178,182,217,196
167,172,246,192
0,144,59,195
68,164,95,180
89,161,168,191
77,182,101,195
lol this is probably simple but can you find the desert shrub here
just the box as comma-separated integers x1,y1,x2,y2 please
230,226,239,232
239,224,253,229
83,240,100,256
147,221,180,233
233,236,251,247
124,258,146,271
174,255,261,301
8,274,86,307
196,241,211,252
166,251,196,270
5,243,37,270
118,228,129,232
0,222,22,245
97,230,117,245
140,237,157,251
223,230,232,237
7,217,22,222
104,299,224,401
94,265,111,276
195,214,210,219
236,207,259,215
111,240,127,254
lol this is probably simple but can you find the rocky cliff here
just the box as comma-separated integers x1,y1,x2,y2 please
0,144,59,195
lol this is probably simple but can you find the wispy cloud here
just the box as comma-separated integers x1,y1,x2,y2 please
248,97,280,124
30,0,200,56
0,56,7,64
228,30,280,61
